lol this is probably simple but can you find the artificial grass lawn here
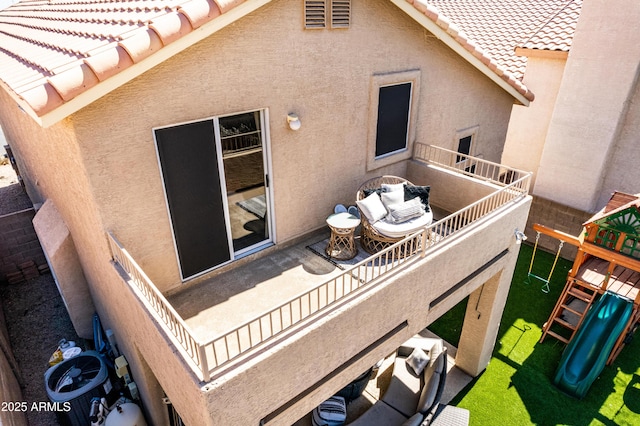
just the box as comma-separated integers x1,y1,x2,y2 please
429,244,640,425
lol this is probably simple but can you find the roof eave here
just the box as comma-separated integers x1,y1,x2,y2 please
25,0,273,128
391,0,531,106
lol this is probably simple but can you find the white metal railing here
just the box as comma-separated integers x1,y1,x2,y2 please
108,145,531,382
198,232,424,377
413,143,531,192
107,234,208,380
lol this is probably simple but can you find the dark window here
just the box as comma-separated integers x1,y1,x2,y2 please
457,135,472,163
375,82,412,158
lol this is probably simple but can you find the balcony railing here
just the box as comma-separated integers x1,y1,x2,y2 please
107,145,531,382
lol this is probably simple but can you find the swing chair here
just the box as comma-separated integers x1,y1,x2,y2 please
525,231,564,293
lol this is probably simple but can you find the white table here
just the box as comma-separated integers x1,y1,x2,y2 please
326,212,361,260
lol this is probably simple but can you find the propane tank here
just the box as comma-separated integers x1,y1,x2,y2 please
105,403,147,426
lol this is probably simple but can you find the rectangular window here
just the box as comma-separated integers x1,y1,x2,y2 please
454,126,479,173
456,135,472,163
375,82,412,158
366,70,420,171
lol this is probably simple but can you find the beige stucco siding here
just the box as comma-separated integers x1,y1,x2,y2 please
533,0,640,212
198,191,531,425
503,54,567,188
0,88,172,426
66,0,514,291
598,77,640,209
0,1,522,423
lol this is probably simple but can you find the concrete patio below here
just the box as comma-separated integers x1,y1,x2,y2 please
292,329,473,425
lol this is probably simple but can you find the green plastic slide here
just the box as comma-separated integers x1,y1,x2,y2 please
553,291,633,399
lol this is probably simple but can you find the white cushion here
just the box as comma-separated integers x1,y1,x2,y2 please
373,210,433,238
387,197,425,223
381,190,405,210
356,192,387,223
382,182,405,193
406,347,430,375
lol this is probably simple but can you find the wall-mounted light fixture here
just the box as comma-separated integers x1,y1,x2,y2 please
514,228,528,244
287,113,301,131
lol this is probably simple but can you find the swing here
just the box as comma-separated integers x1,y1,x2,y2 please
525,231,564,293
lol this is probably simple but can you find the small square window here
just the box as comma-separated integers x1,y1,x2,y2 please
454,126,479,172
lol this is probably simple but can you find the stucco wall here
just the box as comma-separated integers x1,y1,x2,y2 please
0,77,170,426
533,0,640,212
0,0,520,424
198,189,531,425
68,0,515,291
502,53,567,187
598,75,640,208
407,161,501,214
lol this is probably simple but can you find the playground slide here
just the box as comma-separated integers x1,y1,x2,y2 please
553,291,633,399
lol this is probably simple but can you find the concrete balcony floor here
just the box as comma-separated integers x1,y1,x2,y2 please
167,230,357,342
166,206,450,343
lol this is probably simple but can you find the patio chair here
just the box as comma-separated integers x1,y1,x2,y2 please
356,176,432,254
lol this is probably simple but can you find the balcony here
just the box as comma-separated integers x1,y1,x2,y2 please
107,144,532,386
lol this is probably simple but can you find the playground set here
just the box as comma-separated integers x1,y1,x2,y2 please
527,191,640,399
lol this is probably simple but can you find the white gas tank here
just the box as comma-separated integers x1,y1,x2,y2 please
105,403,147,426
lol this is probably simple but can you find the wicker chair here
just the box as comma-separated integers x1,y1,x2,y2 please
356,175,413,254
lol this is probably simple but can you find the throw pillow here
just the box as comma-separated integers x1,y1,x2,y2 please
381,190,405,210
387,197,425,223
404,184,431,211
363,187,383,197
356,192,387,223
312,396,347,426
428,342,444,370
406,347,430,376
416,371,441,414
382,182,405,193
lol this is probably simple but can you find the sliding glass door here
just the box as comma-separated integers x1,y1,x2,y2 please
155,110,272,280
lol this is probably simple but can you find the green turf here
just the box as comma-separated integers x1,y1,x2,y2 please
429,244,640,425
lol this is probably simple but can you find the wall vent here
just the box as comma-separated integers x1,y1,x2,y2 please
305,0,327,29
331,0,351,28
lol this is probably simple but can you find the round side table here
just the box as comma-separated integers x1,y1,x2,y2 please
326,212,361,260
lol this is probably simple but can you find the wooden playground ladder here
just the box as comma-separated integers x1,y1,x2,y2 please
540,279,599,344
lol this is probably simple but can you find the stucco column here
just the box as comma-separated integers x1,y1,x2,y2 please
32,200,95,339
455,269,510,376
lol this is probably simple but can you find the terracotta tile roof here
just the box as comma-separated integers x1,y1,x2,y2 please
0,0,228,121
426,0,580,79
520,0,582,51
406,0,535,102
0,0,538,125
